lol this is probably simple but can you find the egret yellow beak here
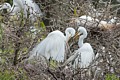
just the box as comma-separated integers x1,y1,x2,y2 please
73,31,80,40
66,34,72,43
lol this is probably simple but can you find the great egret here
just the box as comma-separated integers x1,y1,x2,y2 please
69,15,99,27
79,15,99,22
0,3,11,12
63,27,95,68
23,0,43,21
74,27,95,68
0,0,23,15
29,27,76,62
0,0,43,21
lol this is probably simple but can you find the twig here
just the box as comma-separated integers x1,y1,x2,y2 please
47,68,58,80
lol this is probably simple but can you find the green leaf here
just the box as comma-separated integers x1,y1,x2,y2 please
50,59,57,68
0,49,2,53
0,23,3,41
40,21,46,29
0,70,15,80
74,8,78,17
105,74,119,80
0,15,3,21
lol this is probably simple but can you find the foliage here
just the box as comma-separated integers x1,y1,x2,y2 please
105,74,119,80
74,8,78,17
0,0,120,80
0,70,15,80
0,22,3,42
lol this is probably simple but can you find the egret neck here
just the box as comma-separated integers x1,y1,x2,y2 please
78,31,87,48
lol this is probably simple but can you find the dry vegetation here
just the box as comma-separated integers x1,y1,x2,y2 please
0,0,120,80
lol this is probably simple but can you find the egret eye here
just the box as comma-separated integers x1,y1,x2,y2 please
80,33,83,35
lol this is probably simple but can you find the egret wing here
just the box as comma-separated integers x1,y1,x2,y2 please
74,43,95,68
29,30,66,62
45,31,66,62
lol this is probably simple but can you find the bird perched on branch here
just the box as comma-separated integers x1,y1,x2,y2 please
29,27,76,62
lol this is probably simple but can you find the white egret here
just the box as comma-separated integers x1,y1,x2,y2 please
0,3,11,12
0,0,43,21
24,0,43,21
0,0,23,15
63,27,95,68
69,15,99,27
79,15,99,22
78,15,99,27
75,27,95,68
73,27,95,68
29,27,76,62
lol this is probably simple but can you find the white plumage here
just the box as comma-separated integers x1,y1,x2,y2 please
10,0,23,15
69,15,99,27
79,15,99,22
108,17,117,24
74,27,95,68
63,27,95,68
0,0,43,22
24,0,43,21
74,43,94,68
0,3,11,12
29,28,75,62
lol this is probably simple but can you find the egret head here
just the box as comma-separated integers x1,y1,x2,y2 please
0,3,11,12
65,27,76,42
74,27,87,39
